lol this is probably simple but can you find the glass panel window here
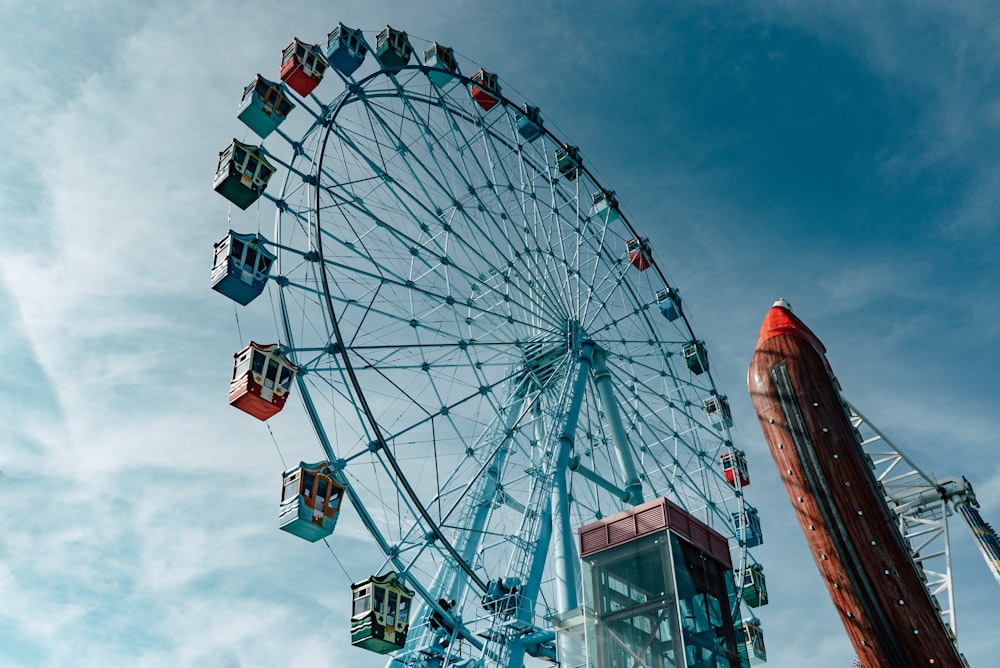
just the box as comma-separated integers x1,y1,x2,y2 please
265,360,279,387
233,352,251,380
251,351,265,376
373,586,385,614
386,590,398,624
329,485,343,510
353,588,371,616
282,474,299,501
231,238,245,265
398,596,410,623
316,478,329,511
244,248,258,275
302,472,315,500
278,365,293,390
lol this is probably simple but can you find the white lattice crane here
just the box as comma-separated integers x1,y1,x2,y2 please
846,401,1000,637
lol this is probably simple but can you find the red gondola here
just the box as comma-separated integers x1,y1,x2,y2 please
626,237,651,271
470,68,501,111
720,448,750,488
280,38,327,96
229,342,298,420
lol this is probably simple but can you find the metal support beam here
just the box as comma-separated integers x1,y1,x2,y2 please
591,347,644,505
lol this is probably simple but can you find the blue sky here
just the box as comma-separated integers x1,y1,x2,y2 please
1,1,998,666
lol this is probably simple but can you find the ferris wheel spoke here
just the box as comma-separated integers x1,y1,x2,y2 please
341,98,574,324
248,34,762,666
314,161,570,330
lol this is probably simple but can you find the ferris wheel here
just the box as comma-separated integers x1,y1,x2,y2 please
212,23,764,668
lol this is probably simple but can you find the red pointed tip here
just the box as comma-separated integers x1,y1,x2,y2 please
756,299,827,353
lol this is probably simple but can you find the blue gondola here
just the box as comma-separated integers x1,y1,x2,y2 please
211,230,275,305
351,573,415,653
517,104,543,142
326,23,368,76
703,393,733,429
279,461,344,541
682,340,709,375
656,287,681,321
375,25,412,69
736,619,767,665
740,564,768,608
237,75,294,139
423,42,458,87
733,508,763,548
213,139,275,210
555,144,581,180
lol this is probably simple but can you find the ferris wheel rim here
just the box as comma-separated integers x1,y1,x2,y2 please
268,45,755,660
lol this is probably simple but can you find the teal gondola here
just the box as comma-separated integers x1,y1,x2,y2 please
279,461,344,541
555,144,581,180
375,26,412,69
516,104,543,142
213,139,275,210
682,340,709,375
591,189,620,223
237,75,294,139
351,573,415,653
423,42,458,87
740,565,768,608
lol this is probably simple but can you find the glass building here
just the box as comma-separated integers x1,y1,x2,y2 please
564,497,743,668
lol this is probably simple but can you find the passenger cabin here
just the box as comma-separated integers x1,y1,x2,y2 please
656,288,681,321
592,190,620,223
280,38,327,96
375,26,412,69
238,75,294,139
517,104,543,142
682,340,709,375
229,342,298,420
214,139,275,210
326,23,367,76
555,144,581,180
740,564,768,608
732,508,763,548
626,237,652,271
703,394,733,429
351,573,415,654
279,461,344,541
736,619,767,665
423,42,458,87
720,449,750,488
470,68,501,111
211,230,275,305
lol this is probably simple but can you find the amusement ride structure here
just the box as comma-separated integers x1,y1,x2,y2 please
210,22,769,668
748,300,1000,667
